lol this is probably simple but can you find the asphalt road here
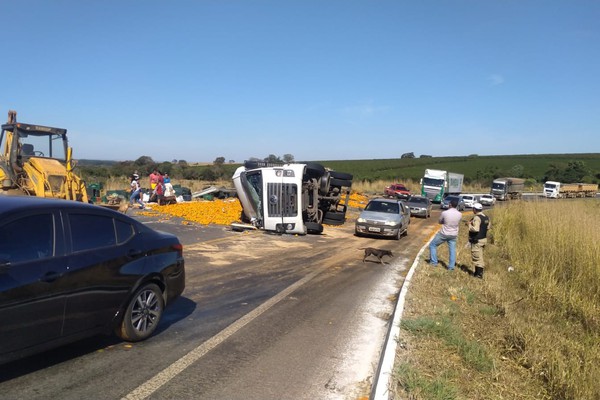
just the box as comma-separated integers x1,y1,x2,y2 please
0,207,439,400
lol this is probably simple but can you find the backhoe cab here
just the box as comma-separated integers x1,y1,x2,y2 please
0,110,88,202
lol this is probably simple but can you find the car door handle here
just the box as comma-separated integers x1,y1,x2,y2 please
41,271,63,283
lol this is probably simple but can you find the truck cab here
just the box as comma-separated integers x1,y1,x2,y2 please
233,161,352,235
543,181,561,198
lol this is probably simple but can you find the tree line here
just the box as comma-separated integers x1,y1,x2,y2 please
77,154,296,184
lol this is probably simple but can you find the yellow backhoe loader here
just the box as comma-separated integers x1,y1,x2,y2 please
0,110,88,202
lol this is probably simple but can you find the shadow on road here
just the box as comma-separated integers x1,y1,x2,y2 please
0,296,196,382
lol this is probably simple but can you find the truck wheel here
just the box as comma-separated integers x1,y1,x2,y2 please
244,160,260,169
330,178,352,188
305,221,323,234
319,173,331,195
323,210,345,225
329,171,353,180
117,283,164,342
305,163,326,178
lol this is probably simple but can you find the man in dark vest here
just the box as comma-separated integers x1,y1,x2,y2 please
467,202,490,279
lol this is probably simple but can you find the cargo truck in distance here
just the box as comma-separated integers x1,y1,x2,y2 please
491,177,525,201
232,161,353,235
543,181,598,198
420,169,463,203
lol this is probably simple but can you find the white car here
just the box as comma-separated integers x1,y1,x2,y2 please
460,194,479,208
480,194,496,206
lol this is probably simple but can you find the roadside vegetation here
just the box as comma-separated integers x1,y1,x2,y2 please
79,153,600,194
392,199,600,399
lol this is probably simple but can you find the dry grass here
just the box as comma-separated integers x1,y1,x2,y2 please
351,179,489,196
393,199,600,400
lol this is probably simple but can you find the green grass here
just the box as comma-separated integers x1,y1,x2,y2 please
394,363,458,400
401,316,494,373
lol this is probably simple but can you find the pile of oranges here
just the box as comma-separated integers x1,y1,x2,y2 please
146,192,369,226
147,199,243,225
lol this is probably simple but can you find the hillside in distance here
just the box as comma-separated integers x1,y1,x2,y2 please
314,153,600,183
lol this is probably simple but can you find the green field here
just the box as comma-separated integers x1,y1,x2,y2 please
313,153,600,184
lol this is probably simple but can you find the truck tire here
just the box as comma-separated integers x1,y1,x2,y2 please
305,221,323,234
329,171,353,180
319,172,331,195
330,178,352,188
305,162,326,178
323,210,346,225
244,160,260,169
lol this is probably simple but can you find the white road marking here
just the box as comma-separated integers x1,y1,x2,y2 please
122,268,322,400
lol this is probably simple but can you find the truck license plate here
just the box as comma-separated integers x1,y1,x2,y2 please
368,227,381,232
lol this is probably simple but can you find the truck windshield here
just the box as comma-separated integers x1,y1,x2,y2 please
241,170,263,219
544,183,557,189
492,182,505,190
422,177,444,187
18,130,67,161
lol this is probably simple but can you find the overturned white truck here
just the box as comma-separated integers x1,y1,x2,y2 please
232,161,353,234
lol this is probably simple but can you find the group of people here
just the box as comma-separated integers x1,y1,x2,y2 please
129,169,176,209
429,198,490,279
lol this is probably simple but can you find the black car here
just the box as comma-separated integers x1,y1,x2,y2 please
0,196,185,364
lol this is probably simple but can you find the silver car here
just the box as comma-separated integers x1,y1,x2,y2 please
440,195,466,211
406,195,432,218
355,198,410,240
479,194,496,206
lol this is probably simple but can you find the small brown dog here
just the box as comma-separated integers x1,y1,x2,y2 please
117,200,131,214
361,247,394,264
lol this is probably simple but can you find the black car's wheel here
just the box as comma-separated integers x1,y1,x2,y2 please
117,283,164,342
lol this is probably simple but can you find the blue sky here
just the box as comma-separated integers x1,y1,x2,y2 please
1,1,598,163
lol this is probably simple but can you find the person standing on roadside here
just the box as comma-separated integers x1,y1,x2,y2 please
429,198,463,270
467,203,490,279
149,169,161,191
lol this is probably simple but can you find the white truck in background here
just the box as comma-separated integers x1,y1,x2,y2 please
420,169,464,203
491,177,525,200
232,161,353,235
543,181,598,198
